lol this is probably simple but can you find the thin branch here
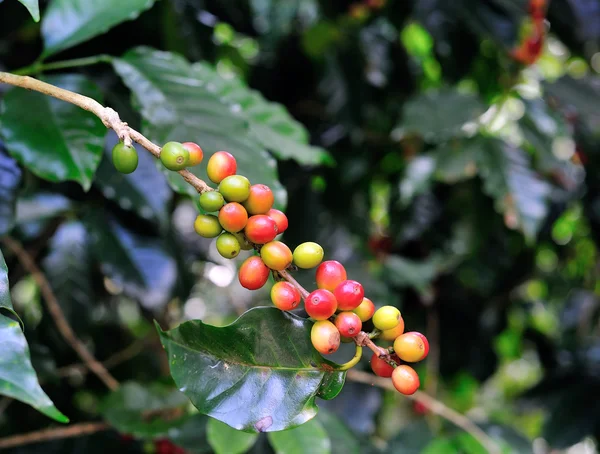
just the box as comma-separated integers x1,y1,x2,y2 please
0,422,110,450
278,269,310,299
346,369,502,454
1,237,120,391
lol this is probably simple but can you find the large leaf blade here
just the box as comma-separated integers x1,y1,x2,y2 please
17,0,40,22
157,307,345,433
0,147,22,236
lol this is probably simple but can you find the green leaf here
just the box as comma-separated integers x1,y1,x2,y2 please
385,420,434,454
399,89,485,143
95,133,171,228
86,212,177,310
399,156,436,207
0,149,22,236
0,74,105,190
112,47,286,206
15,192,72,225
432,141,479,183
41,0,156,57
384,255,442,292
17,0,40,22
156,307,346,433
207,418,259,454
100,382,190,438
267,417,331,454
0,250,22,327
316,409,360,454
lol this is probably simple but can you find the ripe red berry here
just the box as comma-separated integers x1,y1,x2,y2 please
370,353,396,378
379,317,405,341
260,241,293,271
333,280,364,310
218,202,248,233
311,320,340,355
394,332,429,363
244,215,278,244
243,184,274,215
353,297,375,322
238,256,270,290
267,208,288,234
207,151,237,183
305,289,337,320
270,281,301,311
182,142,203,166
334,312,362,337
391,365,420,395
315,260,347,292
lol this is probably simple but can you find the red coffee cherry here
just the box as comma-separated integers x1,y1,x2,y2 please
333,280,364,310
244,215,278,244
260,241,293,271
270,281,301,311
334,312,362,337
394,332,429,363
267,209,288,234
243,184,274,215
182,142,203,166
392,365,420,395
238,256,270,290
370,353,395,378
311,320,340,355
352,297,375,322
218,202,248,233
207,151,237,183
379,317,405,341
305,289,337,320
315,260,347,292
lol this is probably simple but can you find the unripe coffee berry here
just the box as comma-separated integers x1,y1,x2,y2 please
199,191,225,212
267,209,288,234
207,151,237,184
233,232,254,251
293,242,324,269
270,281,301,311
238,256,270,290
243,184,274,215
112,142,138,174
379,317,405,341
194,214,222,238
218,202,248,233
333,280,364,310
370,353,395,378
219,175,251,203
372,306,401,331
245,215,278,244
305,289,337,320
334,312,362,337
315,260,347,292
394,332,429,363
260,241,293,271
182,142,204,166
353,297,375,322
391,365,420,395
310,320,340,355
160,141,189,171
216,233,241,259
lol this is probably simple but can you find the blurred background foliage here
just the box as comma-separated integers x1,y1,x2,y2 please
1,0,600,452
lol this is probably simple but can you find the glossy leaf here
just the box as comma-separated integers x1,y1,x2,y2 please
86,212,177,309
112,47,286,207
0,249,21,323
267,417,331,454
207,418,258,454
41,0,156,57
0,74,105,190
17,0,39,21
157,307,346,433
0,148,22,236
95,132,171,228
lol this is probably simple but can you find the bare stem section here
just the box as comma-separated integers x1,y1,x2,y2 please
0,423,109,450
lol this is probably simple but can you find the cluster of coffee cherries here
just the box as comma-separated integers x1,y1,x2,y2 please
112,140,204,174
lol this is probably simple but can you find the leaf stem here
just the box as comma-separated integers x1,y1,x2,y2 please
337,346,362,371
13,55,114,76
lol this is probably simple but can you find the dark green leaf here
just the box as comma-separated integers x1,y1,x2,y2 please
267,417,331,454
384,255,442,292
207,418,259,454
15,192,72,225
156,307,346,433
112,47,286,206
17,0,39,21
0,74,105,190
100,381,190,438
399,156,436,207
0,249,21,323
166,414,211,454
386,420,434,454
432,141,479,183
0,148,22,236
316,409,360,454
95,132,171,228
400,89,485,143
41,0,156,57
86,213,177,309
545,75,600,128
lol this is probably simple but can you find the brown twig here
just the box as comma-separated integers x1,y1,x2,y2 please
1,237,119,391
278,269,310,299
0,422,110,450
347,369,502,454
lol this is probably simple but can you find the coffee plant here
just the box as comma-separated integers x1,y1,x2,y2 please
0,0,599,453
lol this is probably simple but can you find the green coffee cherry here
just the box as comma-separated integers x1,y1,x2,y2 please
218,175,251,202
194,214,222,238
199,191,225,212
293,242,324,269
216,232,241,259
111,142,138,174
160,141,189,171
